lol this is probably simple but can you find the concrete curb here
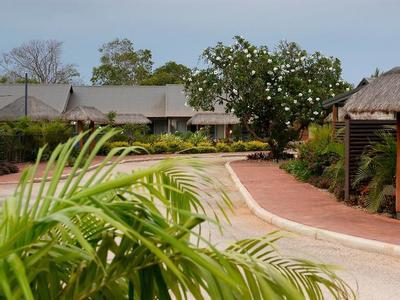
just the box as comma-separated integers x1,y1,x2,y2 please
225,160,400,258
0,152,248,185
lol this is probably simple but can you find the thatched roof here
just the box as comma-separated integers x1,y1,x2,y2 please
62,105,108,123
345,67,400,114
187,113,240,125
114,113,151,125
0,96,60,121
325,107,394,122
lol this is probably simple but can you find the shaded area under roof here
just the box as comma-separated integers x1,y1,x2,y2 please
0,96,60,121
187,113,240,125
322,78,373,109
345,67,400,114
114,113,151,125
62,105,108,123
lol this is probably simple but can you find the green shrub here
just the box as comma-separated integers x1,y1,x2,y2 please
245,141,268,151
280,159,311,181
152,141,169,153
197,141,213,148
231,141,247,152
132,142,152,154
0,162,19,176
216,142,231,152
178,142,195,152
192,146,217,153
186,129,209,145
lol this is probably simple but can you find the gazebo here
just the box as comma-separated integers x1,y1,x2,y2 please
113,113,151,125
0,96,60,121
62,105,108,149
344,66,400,217
187,113,240,139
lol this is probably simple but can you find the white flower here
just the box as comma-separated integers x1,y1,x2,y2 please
267,96,271,100
284,107,290,111
216,56,221,61
233,89,238,95
203,80,207,84
308,89,312,93
286,121,291,125
311,117,315,121
336,82,340,86
267,82,271,86
273,67,278,71
230,48,234,52
286,64,290,68
298,93,303,97
295,58,299,62
293,99,298,104
278,76,283,81
243,49,248,54
307,97,313,102
329,67,334,71
249,59,252,63
329,84,332,88
253,49,258,54
277,87,282,92
198,87,203,91
268,71,273,75
313,111,319,115
316,97,320,101
228,55,233,60
231,108,235,113
265,88,270,92
188,77,192,82
251,70,256,75
346,87,350,91
246,54,251,58
263,50,267,54
213,70,218,75
184,102,188,107
331,93,335,97
291,69,295,72
308,79,312,83
267,59,272,63
182,76,186,80
213,83,217,86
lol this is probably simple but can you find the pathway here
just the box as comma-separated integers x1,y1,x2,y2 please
1,157,400,299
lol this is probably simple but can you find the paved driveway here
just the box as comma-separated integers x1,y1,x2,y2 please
2,156,400,299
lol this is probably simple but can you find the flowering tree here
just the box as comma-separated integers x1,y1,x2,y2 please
184,36,350,156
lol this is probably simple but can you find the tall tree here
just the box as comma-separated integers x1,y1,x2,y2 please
0,40,79,83
140,61,190,85
185,36,350,157
91,38,153,85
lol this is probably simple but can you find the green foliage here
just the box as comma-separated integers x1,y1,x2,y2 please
216,142,231,152
354,131,396,212
231,141,247,152
185,36,350,157
132,141,152,153
152,141,170,153
280,159,312,181
0,130,355,299
140,61,190,85
0,118,73,161
107,110,117,123
245,140,269,151
91,38,153,85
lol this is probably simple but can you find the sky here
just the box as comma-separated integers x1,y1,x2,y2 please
0,0,399,85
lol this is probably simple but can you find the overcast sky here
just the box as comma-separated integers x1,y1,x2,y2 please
1,0,399,84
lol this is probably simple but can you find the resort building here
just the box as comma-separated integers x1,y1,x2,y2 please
0,84,239,138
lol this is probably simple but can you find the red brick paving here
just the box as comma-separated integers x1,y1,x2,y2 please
231,160,400,245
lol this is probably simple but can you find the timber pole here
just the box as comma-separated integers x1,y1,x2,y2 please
396,112,400,218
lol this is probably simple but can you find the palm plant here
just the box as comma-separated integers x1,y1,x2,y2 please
0,129,354,299
354,131,396,212
323,141,345,196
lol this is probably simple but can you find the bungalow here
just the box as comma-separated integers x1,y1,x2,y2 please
0,84,240,139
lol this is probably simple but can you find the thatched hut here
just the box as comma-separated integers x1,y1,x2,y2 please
0,96,60,121
62,105,108,149
187,113,240,139
187,113,240,126
344,66,400,216
113,113,151,125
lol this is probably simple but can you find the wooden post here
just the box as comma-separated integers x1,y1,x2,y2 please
344,117,351,202
77,120,84,150
396,113,400,218
332,105,338,135
89,121,95,151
